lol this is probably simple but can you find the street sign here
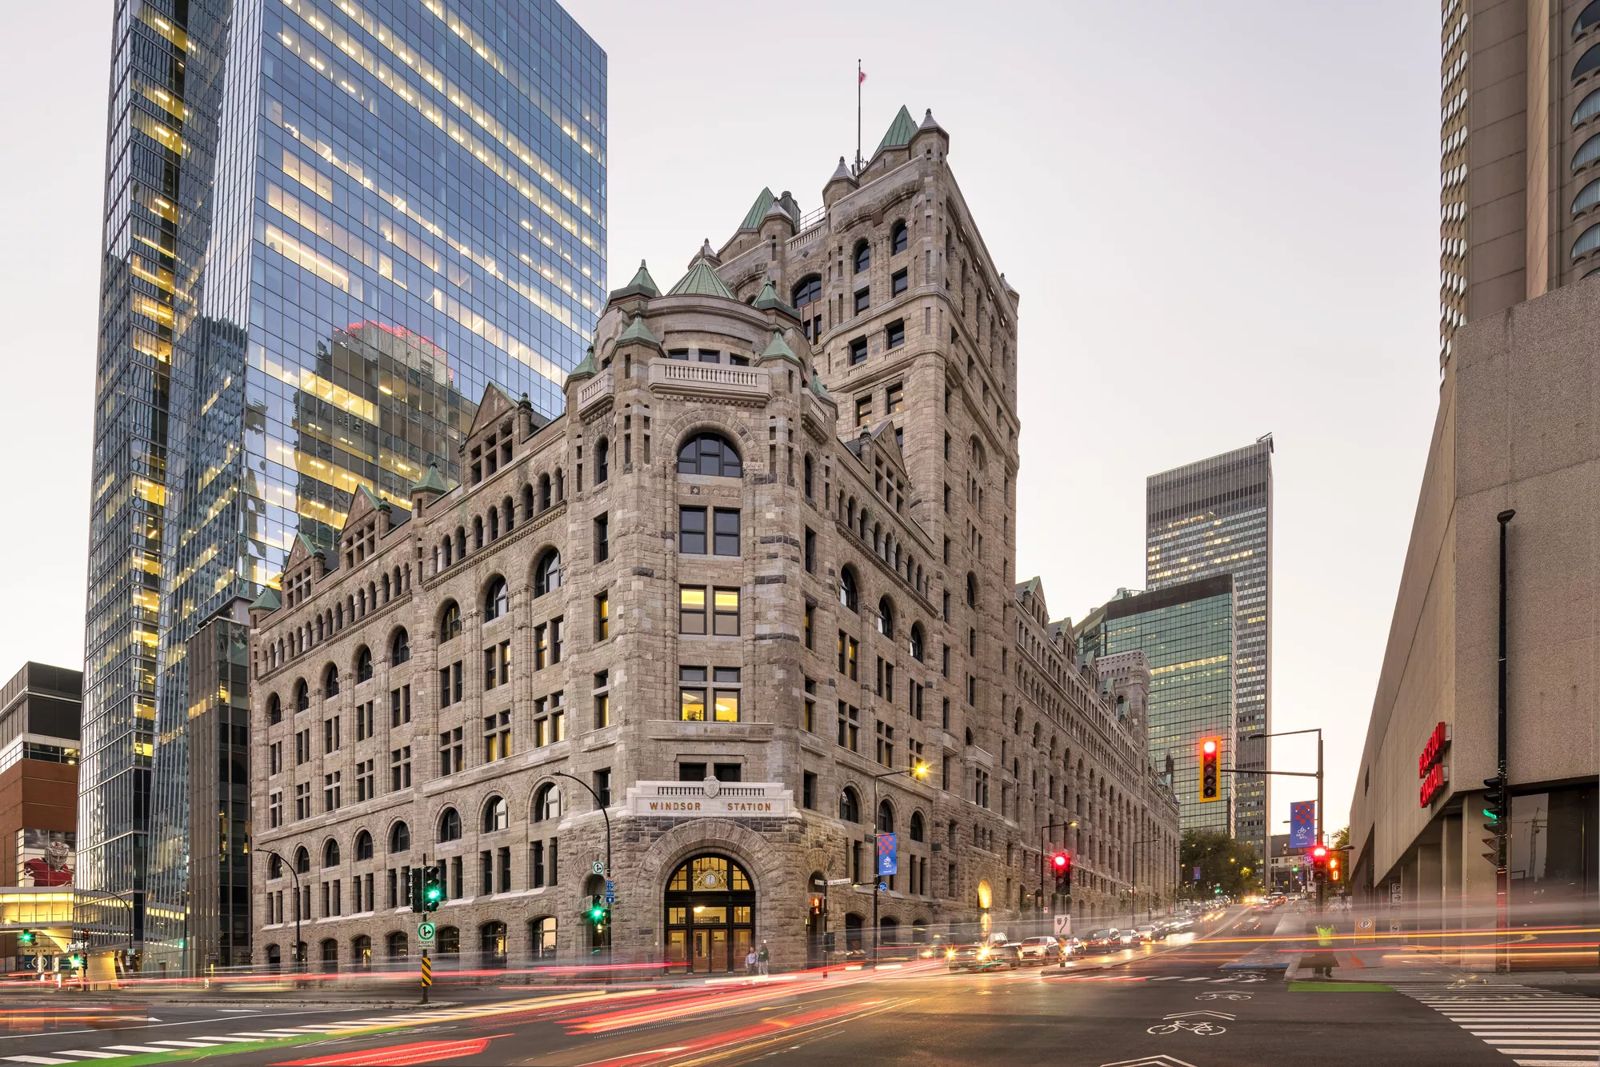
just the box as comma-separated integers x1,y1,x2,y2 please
877,881,887,893
825,877,851,886
417,921,436,942
1289,801,1317,849
591,860,605,876
604,880,616,905
1053,914,1072,937
876,832,898,877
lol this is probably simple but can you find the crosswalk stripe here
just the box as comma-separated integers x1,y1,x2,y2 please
151,1040,223,1048
100,1048,167,1055
4,1056,75,1065
51,1054,121,1061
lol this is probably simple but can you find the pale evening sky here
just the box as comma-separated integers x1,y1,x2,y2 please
0,1,1440,844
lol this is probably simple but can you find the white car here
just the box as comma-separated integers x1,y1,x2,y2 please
1016,936,1064,964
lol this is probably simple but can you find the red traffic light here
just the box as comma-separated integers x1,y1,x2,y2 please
1202,739,1218,755
1311,845,1328,862
1052,851,1070,871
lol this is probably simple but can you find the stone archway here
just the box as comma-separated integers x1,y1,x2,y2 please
636,818,789,970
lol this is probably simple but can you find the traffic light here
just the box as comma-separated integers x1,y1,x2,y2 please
1051,851,1072,894
586,896,608,931
422,864,444,913
1198,737,1221,802
1309,845,1329,882
1328,853,1342,883
17,930,35,947
409,866,424,913
1483,775,1508,830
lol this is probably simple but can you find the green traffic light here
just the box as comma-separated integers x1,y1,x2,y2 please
17,930,34,946
588,904,605,923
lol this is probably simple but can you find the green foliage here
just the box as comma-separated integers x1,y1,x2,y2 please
1179,829,1264,898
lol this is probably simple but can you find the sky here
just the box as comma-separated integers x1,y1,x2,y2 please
0,1,1440,845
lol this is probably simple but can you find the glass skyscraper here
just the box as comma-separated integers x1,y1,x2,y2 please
1077,578,1237,837
81,0,605,963
1145,438,1272,861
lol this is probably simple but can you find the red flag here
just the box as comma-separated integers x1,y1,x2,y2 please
859,69,867,84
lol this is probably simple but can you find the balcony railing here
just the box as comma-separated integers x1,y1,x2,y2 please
576,368,613,414
649,360,770,401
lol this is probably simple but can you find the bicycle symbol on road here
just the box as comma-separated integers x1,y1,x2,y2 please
1148,1020,1227,1036
1195,992,1252,1001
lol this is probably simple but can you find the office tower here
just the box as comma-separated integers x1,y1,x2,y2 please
1439,0,1600,369
1146,439,1271,859
1076,578,1237,836
82,0,605,961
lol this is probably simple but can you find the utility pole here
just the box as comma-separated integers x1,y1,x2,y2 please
1494,508,1514,973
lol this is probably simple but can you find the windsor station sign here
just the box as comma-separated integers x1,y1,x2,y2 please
625,780,795,819
1418,721,1451,808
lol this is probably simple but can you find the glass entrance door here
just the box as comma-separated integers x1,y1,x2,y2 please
663,854,756,974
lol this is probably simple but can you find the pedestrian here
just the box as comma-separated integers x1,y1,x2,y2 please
1310,920,1338,979
745,947,758,976
758,941,770,976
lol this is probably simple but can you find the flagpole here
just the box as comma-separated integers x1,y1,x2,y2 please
856,59,862,174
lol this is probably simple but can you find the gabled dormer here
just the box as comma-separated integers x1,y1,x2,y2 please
282,533,324,608
464,383,518,487
845,418,913,518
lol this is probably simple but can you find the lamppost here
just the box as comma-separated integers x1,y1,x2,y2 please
867,760,929,968
260,850,301,971
550,772,612,969
77,890,137,974
1238,727,1324,911
1036,819,1079,921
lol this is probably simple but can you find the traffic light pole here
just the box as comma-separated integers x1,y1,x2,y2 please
1495,508,1515,973
551,772,612,972
1036,820,1076,922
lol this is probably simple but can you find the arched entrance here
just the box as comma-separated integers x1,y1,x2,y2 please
664,853,755,974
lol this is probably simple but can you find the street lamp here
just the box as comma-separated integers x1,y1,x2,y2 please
549,772,613,970
260,850,301,971
867,760,929,967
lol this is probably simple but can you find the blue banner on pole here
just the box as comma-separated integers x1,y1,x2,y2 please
876,832,898,877
1289,801,1317,849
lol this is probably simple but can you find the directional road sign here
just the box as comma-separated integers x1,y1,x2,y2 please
604,880,616,905
417,921,436,942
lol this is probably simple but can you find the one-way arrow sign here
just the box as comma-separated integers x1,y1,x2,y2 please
1162,1010,1236,1022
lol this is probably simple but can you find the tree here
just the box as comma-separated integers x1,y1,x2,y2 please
1179,830,1264,899
1330,825,1350,850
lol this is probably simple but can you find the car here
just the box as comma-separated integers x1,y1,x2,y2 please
1083,929,1118,950
947,943,1011,972
1137,924,1165,942
1061,936,1085,957
1016,936,1064,965
1116,929,1140,947
989,943,1023,969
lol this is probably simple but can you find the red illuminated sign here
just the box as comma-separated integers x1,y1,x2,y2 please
1420,762,1449,807
1417,721,1450,779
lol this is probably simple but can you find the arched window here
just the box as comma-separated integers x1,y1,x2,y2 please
838,566,859,612
840,786,861,823
389,821,411,853
1577,42,1600,81
1577,132,1600,173
323,839,340,867
483,576,509,621
877,799,895,833
1577,88,1600,129
1579,0,1600,40
293,679,309,711
890,220,908,254
390,627,410,664
877,596,895,637
1575,223,1600,260
268,852,282,879
792,274,822,307
438,807,462,842
354,646,373,683
352,934,373,971
910,810,926,842
354,830,373,860
436,926,460,956
385,931,407,960
472,516,484,549
853,238,870,274
966,572,978,609
294,846,310,874
677,432,742,477
438,600,461,641
267,693,282,724
520,483,535,519
538,473,552,510
534,549,562,597
908,623,925,662
532,782,561,823
482,795,509,833
1577,178,1600,218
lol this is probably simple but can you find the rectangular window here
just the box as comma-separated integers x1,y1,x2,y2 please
886,382,904,414
855,396,872,428
438,662,462,707
875,720,895,768
804,677,816,732
679,666,706,721
323,716,340,754
838,702,860,751
484,709,511,763
593,512,609,562
498,847,512,893
480,851,494,896
804,601,815,650
678,506,707,553
439,727,464,776
713,588,740,636
389,685,411,727
804,527,816,573
803,771,818,809
594,767,612,807
854,287,870,314
355,700,374,741
594,590,610,640
534,623,549,669
294,781,310,820
390,745,411,790
295,728,310,765
269,741,282,776
356,759,375,802
891,268,908,296
550,616,564,664
713,762,742,782
530,841,547,888
593,670,610,728
323,770,342,812
679,586,707,634
483,640,510,690
713,509,740,556
886,320,905,349
713,668,741,722
679,761,707,782
269,791,283,828
849,336,868,365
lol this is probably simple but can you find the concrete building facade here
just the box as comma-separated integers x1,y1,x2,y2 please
247,111,1180,974
1349,276,1600,939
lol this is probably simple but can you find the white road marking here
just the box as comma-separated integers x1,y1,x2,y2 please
4,1057,75,1065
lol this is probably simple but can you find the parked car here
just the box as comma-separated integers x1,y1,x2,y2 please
1084,929,1119,950
989,943,1023,969
1137,924,1166,942
1061,936,1085,957
1116,929,1140,947
1016,936,1064,965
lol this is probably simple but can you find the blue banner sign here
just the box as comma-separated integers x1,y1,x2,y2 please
876,832,898,876
1289,801,1317,849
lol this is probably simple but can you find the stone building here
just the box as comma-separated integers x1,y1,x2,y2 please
248,109,1180,974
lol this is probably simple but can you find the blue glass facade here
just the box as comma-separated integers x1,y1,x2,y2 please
81,0,605,966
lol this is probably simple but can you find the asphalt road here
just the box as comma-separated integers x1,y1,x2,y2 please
0,917,1578,1067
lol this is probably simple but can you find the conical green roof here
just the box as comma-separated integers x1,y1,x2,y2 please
752,278,797,317
739,188,777,231
874,105,918,157
609,259,659,300
251,586,281,613
758,329,800,366
567,345,598,382
669,256,735,300
809,371,831,398
617,313,662,350
412,465,449,495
